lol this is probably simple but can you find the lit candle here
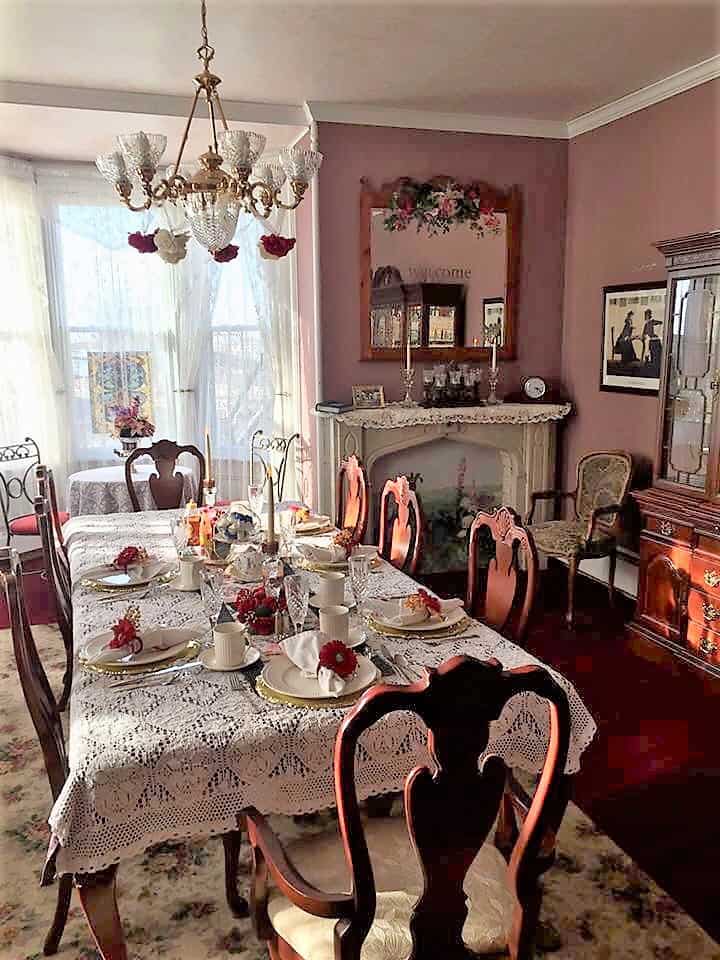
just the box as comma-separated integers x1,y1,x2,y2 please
491,340,497,372
405,335,411,373
204,427,213,482
473,337,479,348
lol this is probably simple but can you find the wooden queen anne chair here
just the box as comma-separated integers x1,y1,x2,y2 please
125,439,206,511
377,475,424,576
467,506,538,644
336,455,369,542
527,451,633,626
245,656,571,960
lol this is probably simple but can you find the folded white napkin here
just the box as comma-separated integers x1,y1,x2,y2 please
108,558,165,583
281,631,348,696
82,626,189,665
386,596,464,628
295,542,348,564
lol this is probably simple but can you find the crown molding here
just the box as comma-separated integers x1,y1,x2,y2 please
0,81,307,127
304,101,568,139
567,54,720,138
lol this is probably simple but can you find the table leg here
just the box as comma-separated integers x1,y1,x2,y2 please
223,825,250,918
76,865,128,960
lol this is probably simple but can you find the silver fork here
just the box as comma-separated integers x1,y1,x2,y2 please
378,642,417,683
229,672,261,712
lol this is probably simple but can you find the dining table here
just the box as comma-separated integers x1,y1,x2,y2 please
55,509,597,959
66,463,196,516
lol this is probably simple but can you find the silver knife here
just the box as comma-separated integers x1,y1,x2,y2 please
108,660,202,687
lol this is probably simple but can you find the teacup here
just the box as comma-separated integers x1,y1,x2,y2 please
179,554,205,590
213,621,248,668
316,571,345,606
319,604,350,643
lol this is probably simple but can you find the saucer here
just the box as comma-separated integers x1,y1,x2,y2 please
200,646,261,672
309,593,356,611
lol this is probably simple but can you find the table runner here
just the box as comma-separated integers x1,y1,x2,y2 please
50,511,597,876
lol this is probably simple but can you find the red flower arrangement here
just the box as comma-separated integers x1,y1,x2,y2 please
258,234,296,260
111,396,155,439
128,231,158,254
333,528,358,558
113,546,149,572
213,244,239,263
109,606,143,652
403,589,442,617
234,586,286,636
318,640,357,679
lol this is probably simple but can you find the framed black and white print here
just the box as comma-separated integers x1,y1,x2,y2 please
600,282,667,395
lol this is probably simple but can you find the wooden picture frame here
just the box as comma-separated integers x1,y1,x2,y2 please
352,384,386,409
599,281,667,395
360,176,521,362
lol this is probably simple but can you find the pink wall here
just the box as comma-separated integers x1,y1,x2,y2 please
295,150,318,507
561,80,720,489
316,123,568,401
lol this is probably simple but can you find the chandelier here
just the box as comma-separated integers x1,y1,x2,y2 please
95,0,322,254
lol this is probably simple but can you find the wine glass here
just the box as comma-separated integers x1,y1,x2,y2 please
262,557,285,638
348,554,371,641
248,482,264,525
285,574,309,636
171,517,189,558
278,509,297,558
200,567,225,630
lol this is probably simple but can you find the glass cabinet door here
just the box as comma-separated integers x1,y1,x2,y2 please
660,273,720,495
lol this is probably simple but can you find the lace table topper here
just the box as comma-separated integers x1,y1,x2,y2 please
67,464,196,517
51,511,597,876
315,402,572,430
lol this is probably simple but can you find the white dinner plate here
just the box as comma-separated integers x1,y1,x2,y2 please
367,599,467,633
82,559,176,589
200,646,261,672
261,653,378,700
80,626,205,667
296,516,334,536
300,545,379,572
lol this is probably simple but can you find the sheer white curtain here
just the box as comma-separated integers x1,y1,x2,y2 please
0,157,68,494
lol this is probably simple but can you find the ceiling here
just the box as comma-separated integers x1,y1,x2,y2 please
1,0,719,160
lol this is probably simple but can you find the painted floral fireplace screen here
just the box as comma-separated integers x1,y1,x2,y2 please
88,351,153,434
373,442,502,573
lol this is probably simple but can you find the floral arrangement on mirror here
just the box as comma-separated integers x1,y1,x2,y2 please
112,396,155,439
384,178,502,238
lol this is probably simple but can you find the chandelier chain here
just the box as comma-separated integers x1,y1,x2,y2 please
197,0,215,68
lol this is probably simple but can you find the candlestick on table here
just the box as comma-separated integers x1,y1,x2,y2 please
405,335,411,373
203,427,216,506
491,340,497,372
263,464,278,554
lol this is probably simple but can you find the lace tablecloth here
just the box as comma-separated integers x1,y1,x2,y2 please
51,511,597,876
67,464,196,516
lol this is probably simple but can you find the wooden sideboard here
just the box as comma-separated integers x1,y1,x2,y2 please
629,487,720,677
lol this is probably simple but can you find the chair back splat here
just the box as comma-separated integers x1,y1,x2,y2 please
336,455,369,543
0,437,41,545
125,439,205,511
377,475,424,575
467,506,538,643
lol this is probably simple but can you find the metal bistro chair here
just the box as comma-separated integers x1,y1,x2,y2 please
527,451,633,626
0,438,69,548
245,655,571,960
125,439,206,511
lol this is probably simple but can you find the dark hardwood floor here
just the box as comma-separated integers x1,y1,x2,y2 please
524,564,720,943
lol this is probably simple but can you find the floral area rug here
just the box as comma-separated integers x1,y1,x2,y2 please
1,625,718,960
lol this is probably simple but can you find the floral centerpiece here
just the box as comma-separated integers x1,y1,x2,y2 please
383,177,502,238
234,586,286,636
111,396,155,459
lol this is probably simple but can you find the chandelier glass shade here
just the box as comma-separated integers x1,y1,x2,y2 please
95,0,322,254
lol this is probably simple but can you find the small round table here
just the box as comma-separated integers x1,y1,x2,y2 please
67,464,196,517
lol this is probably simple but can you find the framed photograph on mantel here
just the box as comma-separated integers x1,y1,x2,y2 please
352,384,386,409
600,281,667,395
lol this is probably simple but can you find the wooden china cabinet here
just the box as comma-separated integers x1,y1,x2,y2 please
629,232,720,677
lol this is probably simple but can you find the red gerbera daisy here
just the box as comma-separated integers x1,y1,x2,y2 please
318,640,358,679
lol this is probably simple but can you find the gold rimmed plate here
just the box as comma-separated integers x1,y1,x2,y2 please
80,629,204,675
255,675,376,710
81,560,177,592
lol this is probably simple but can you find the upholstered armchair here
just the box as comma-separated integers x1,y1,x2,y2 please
527,451,633,626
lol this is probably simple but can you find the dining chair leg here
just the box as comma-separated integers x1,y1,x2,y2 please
222,827,249,918
43,874,73,955
76,865,128,960
57,647,73,713
607,549,617,607
566,556,578,628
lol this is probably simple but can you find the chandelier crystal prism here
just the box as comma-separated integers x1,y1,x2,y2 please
95,0,322,254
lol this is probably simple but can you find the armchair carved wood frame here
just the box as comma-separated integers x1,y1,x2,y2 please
245,656,572,960
527,451,633,627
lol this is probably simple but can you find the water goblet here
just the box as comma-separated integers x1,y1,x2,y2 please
285,574,309,636
171,517,189,559
262,557,285,637
348,554,371,641
200,567,225,630
279,509,297,558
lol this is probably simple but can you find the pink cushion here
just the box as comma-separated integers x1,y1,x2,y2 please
9,511,69,536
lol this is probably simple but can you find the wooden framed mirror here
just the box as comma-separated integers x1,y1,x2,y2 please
360,176,521,362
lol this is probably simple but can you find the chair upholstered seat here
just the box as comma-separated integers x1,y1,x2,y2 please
9,511,69,537
529,520,614,559
267,817,513,960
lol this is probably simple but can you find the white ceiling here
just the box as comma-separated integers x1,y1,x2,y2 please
0,0,719,160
